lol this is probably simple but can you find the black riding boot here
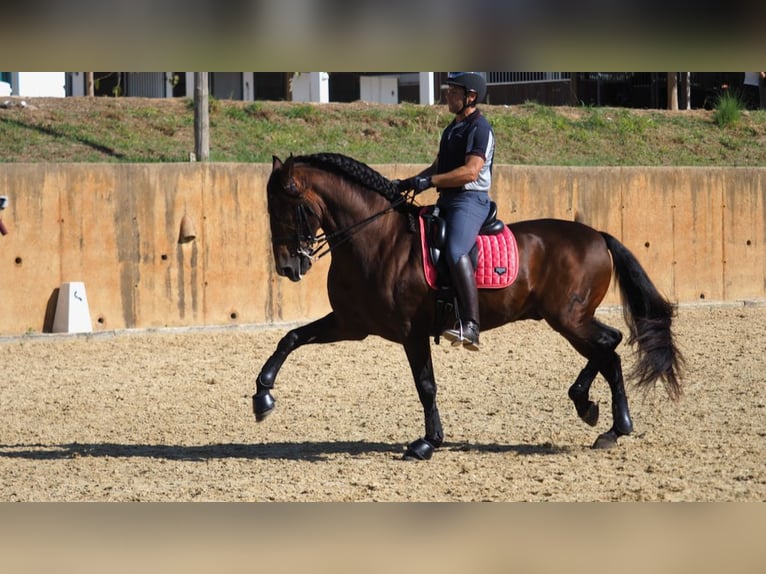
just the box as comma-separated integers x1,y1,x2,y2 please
442,254,480,351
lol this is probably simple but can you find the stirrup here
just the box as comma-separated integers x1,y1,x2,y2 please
442,320,480,351
442,322,466,347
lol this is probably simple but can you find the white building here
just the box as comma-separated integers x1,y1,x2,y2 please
64,72,437,104
0,72,66,97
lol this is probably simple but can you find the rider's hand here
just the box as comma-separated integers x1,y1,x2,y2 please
397,175,433,194
392,179,409,194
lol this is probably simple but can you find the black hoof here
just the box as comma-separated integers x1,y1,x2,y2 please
581,402,599,427
253,392,275,422
403,438,434,461
592,431,619,450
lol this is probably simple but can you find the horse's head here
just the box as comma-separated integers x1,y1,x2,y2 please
266,155,320,282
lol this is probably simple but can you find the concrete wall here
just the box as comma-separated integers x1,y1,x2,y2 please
0,163,763,335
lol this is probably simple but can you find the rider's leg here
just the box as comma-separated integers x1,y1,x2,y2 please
442,254,481,350
437,191,489,351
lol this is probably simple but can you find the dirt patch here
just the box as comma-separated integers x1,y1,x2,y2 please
0,304,763,501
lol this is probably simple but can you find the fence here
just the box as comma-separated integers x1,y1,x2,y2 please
0,163,763,335
486,72,571,85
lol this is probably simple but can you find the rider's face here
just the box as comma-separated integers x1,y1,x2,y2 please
446,86,475,115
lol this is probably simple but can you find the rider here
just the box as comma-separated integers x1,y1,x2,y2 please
398,72,494,351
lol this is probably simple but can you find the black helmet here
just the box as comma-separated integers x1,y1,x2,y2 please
446,72,487,104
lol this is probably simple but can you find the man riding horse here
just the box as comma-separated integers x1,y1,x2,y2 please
397,72,494,351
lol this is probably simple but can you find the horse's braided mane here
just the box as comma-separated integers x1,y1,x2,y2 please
293,153,398,201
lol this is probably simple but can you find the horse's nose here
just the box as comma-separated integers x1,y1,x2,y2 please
300,256,312,276
279,265,302,282
274,250,310,282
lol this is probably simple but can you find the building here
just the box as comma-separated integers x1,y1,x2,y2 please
63,72,576,106
21,72,747,109
0,72,66,97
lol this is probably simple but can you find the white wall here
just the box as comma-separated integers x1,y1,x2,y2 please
15,72,66,97
291,72,329,103
360,76,398,104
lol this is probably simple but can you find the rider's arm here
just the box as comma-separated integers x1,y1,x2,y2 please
415,158,439,179
431,154,485,189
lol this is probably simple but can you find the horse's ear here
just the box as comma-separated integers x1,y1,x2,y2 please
272,155,282,171
281,154,295,179
276,154,300,197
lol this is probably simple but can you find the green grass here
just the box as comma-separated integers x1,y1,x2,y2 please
712,91,743,128
0,96,765,166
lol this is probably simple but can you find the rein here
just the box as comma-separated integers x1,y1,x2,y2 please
290,192,411,261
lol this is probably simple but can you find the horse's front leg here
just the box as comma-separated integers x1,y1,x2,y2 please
402,334,443,461
253,312,350,421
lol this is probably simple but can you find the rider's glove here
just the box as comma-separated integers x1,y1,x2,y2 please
397,175,433,195
392,179,409,194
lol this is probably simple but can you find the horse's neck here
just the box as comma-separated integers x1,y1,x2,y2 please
316,180,392,235
314,185,411,268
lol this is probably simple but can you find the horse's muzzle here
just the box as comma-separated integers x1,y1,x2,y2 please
277,254,312,282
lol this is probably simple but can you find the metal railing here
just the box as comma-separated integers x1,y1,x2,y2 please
486,72,571,85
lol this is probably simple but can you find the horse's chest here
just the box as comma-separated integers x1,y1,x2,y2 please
327,260,407,313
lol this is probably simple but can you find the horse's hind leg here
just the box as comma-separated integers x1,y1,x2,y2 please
564,319,633,449
592,347,633,449
567,318,623,427
568,361,600,427
253,312,359,421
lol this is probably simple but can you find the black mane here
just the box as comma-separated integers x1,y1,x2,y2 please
293,153,399,201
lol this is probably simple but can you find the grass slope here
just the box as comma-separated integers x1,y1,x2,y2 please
1,97,765,166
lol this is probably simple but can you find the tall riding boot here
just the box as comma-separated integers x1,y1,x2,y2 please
442,254,481,351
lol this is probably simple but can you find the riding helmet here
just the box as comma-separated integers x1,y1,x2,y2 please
446,72,487,104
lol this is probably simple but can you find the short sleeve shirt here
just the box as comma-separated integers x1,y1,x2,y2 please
436,109,494,193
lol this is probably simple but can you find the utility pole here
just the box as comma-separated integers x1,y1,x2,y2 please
685,72,691,110
86,72,94,96
194,72,210,161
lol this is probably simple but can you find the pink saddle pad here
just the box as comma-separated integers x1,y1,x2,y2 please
419,211,519,290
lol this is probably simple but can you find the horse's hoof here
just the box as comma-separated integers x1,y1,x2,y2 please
403,438,434,461
582,402,599,427
592,432,619,450
253,392,275,422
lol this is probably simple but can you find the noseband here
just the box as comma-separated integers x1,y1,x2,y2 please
293,203,324,260
270,201,325,261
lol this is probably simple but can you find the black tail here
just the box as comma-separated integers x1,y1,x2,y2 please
601,233,684,400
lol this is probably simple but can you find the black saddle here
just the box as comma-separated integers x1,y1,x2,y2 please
423,201,505,272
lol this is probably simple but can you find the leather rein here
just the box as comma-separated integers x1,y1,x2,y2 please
274,182,413,262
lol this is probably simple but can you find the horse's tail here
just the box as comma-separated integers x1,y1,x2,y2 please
601,232,684,400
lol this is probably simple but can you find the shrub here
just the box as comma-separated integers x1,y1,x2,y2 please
713,91,743,128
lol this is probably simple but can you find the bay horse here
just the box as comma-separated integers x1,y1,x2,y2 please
254,153,683,459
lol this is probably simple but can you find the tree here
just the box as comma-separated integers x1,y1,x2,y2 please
194,73,210,161
667,72,679,111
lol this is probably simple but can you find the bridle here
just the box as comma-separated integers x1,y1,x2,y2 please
271,182,412,263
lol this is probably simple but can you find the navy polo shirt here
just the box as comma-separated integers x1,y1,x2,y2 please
436,109,494,193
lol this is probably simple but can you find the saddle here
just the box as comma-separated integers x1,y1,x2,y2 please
418,202,519,291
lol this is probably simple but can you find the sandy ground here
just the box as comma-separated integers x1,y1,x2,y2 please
0,304,764,501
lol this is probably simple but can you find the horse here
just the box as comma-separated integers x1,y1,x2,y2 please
253,152,683,460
